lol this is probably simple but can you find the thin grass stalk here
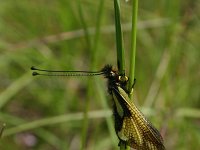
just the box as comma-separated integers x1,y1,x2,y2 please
92,0,104,55
0,113,61,148
3,107,199,137
87,1,105,149
114,0,125,75
77,1,105,149
92,0,118,148
77,1,92,149
128,0,138,99
77,0,92,50
95,79,118,149
0,72,33,109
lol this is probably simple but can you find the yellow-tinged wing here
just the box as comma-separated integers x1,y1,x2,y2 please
112,86,165,150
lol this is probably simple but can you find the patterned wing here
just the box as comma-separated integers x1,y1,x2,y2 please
112,86,165,150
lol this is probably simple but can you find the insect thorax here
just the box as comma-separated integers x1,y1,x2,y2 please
101,65,128,94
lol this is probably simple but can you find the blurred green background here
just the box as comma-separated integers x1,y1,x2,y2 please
0,0,199,150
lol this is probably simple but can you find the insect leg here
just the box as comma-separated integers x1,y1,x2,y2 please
132,78,136,89
128,78,136,95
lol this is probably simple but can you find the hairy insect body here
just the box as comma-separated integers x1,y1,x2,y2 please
102,65,165,150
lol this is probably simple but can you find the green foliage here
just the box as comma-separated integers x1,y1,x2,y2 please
0,0,199,150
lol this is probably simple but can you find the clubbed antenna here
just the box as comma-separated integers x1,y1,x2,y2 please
31,66,105,77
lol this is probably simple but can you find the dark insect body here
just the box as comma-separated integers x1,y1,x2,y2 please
101,65,165,150
31,64,165,150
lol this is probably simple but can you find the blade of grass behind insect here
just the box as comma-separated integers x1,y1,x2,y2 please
95,78,118,149
2,110,112,136
90,0,118,148
143,1,180,108
77,1,92,149
114,0,125,75
77,0,92,50
89,1,119,148
77,1,105,149
92,0,105,55
88,0,106,148
0,113,61,148
128,0,138,100
0,71,33,109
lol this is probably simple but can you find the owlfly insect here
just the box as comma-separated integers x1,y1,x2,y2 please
31,64,165,150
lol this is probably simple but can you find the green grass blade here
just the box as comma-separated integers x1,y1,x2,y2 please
77,1,105,149
2,110,112,136
91,1,118,148
128,0,138,98
77,1,92,149
114,0,125,75
0,72,33,109
95,78,118,149
77,0,92,50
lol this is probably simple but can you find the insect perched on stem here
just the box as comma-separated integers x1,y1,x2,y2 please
31,65,165,150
